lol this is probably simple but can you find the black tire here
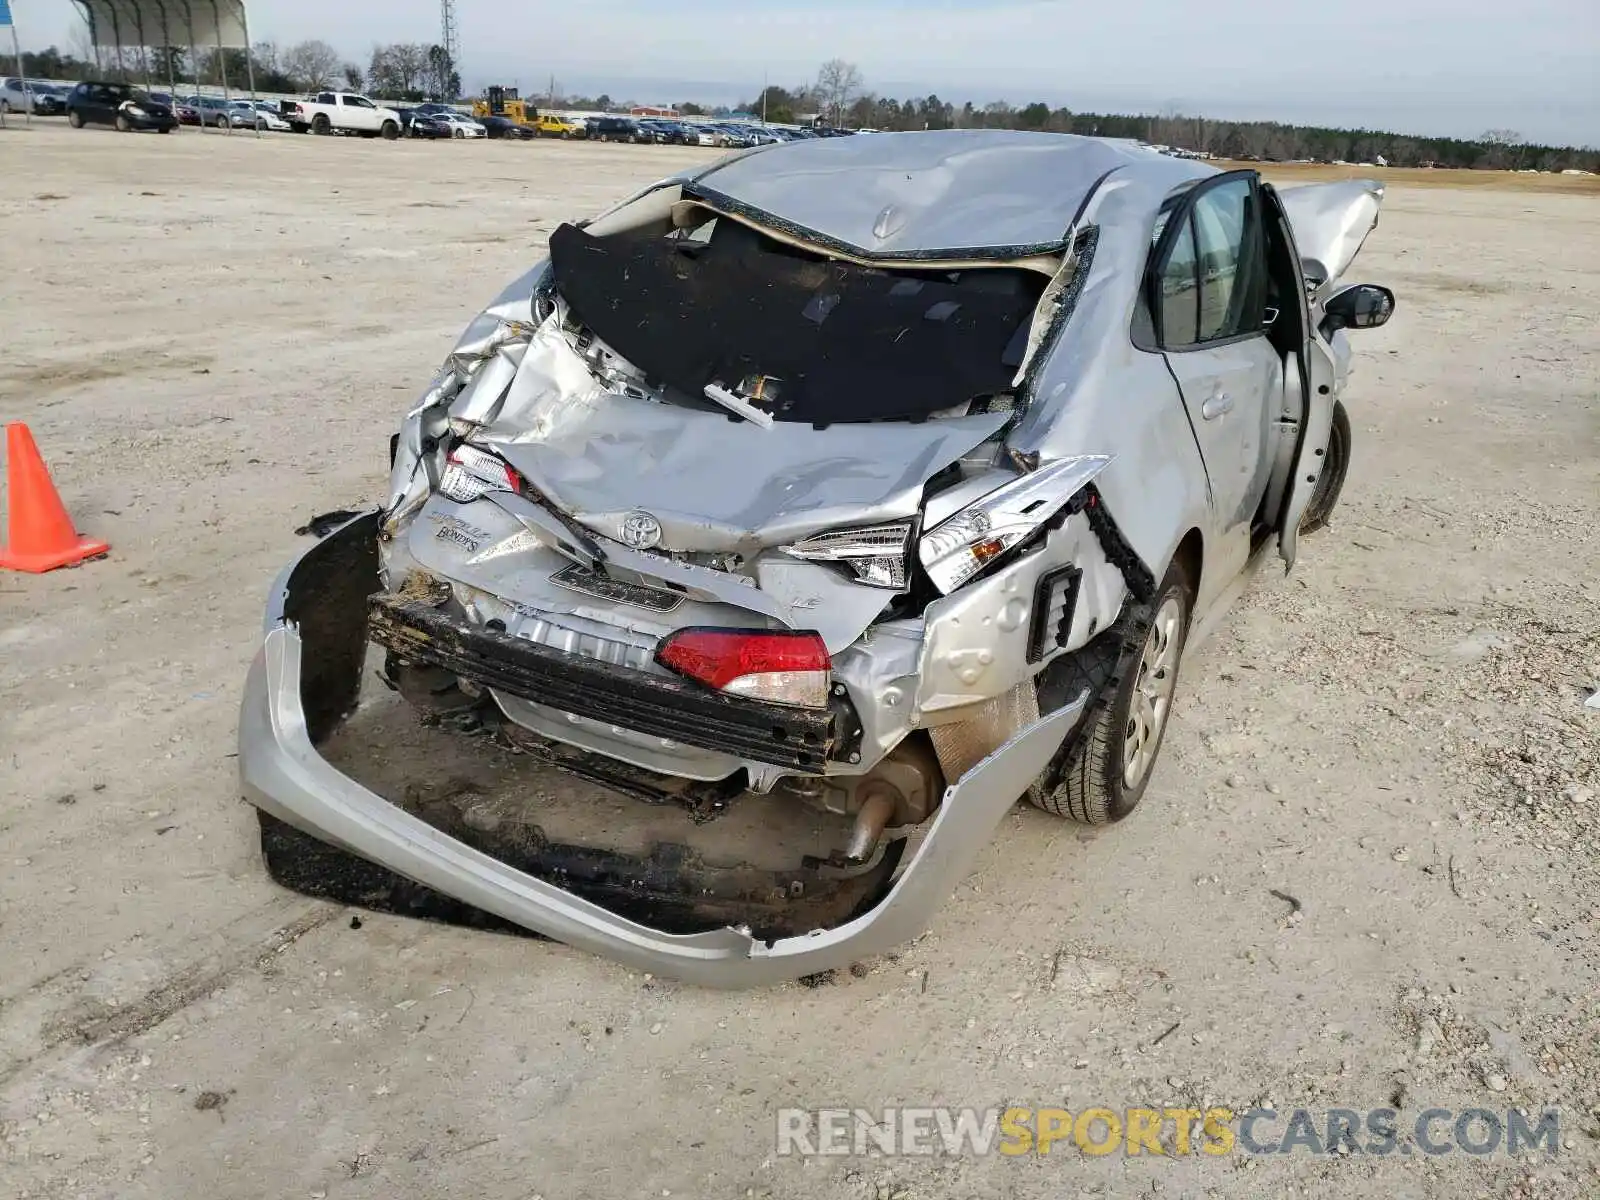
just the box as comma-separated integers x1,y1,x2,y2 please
1027,558,1194,824
381,120,399,141
215,113,229,130
1299,399,1351,534
68,109,83,128
312,114,331,135
116,113,131,132
159,126,172,134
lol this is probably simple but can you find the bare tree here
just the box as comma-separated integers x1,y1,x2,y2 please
391,43,429,94
981,100,1014,129
253,41,280,76
282,39,343,91
814,59,863,126
1479,128,1526,169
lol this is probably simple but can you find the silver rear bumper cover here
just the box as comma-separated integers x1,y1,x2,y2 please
238,512,1086,987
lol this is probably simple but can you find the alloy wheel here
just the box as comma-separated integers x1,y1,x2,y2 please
1121,594,1184,790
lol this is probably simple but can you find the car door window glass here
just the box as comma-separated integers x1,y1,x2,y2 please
1157,215,1200,349
1192,178,1264,341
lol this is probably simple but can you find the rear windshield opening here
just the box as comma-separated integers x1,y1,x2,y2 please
548,217,1047,425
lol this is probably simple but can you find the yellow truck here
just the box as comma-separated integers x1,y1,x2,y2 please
532,112,583,138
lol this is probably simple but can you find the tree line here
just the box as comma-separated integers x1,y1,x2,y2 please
746,60,1597,173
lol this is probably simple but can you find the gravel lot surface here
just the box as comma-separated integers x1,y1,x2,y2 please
1,123,1596,1199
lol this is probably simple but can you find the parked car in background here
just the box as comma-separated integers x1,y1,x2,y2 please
171,97,201,126
222,100,289,131
284,91,402,139
244,100,292,131
481,115,537,140
184,94,236,128
589,115,640,143
396,107,451,139
688,124,719,147
67,82,177,132
414,102,462,119
712,124,756,148
436,110,487,138
633,118,672,144
1,77,66,115
533,113,582,138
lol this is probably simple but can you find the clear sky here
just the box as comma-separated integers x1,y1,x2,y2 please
12,0,1598,146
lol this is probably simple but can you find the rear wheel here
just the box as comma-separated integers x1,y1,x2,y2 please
1026,559,1193,824
1299,399,1351,534
214,113,229,130
312,114,331,135
381,120,399,140
68,109,84,128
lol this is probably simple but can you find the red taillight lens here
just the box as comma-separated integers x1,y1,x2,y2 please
439,444,524,502
656,628,831,709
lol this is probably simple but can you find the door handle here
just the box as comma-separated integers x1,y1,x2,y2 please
1202,392,1234,420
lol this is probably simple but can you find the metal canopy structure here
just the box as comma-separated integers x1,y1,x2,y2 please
73,1,248,49
68,1,259,134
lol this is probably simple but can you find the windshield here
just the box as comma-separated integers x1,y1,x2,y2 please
548,218,1044,425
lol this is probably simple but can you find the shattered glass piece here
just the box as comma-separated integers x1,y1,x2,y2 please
801,292,841,325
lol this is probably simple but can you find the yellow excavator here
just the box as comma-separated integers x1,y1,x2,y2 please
472,86,536,127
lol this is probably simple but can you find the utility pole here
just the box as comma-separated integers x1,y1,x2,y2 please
439,0,460,97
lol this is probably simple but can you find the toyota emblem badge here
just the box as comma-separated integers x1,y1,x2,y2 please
620,511,662,549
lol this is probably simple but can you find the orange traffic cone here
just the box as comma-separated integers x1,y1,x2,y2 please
0,423,110,573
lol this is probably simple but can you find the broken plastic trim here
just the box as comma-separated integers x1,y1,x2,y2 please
1081,485,1156,603
1015,224,1100,417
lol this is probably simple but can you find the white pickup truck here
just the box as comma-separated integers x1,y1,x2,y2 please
284,91,402,139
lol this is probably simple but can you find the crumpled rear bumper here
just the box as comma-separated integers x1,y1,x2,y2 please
237,511,1086,987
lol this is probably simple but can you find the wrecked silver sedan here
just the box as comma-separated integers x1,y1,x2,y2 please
239,131,1394,986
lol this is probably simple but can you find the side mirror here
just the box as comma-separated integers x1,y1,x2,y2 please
1322,283,1395,335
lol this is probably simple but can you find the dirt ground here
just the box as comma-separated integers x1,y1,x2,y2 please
1,123,1596,1200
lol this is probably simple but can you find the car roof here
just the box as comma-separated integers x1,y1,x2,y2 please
691,129,1215,256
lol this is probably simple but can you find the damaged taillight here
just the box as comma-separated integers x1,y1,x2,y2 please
438,444,524,503
778,520,913,589
655,628,832,709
